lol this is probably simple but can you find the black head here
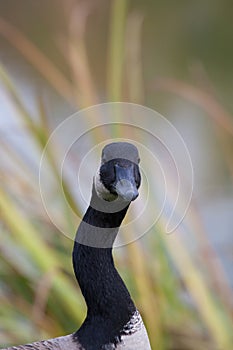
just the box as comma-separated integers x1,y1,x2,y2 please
94,142,141,202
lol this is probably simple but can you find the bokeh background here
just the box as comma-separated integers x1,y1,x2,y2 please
0,1,233,349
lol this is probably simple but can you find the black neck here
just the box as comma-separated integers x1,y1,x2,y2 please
72,187,136,349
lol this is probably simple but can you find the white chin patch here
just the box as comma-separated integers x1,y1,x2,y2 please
94,168,117,201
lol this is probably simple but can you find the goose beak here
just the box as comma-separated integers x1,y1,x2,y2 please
114,164,139,202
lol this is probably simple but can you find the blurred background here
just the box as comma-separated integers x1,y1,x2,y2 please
0,1,233,349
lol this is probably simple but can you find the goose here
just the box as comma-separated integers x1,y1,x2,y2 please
4,142,151,350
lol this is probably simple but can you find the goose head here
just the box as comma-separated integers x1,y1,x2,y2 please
94,142,141,202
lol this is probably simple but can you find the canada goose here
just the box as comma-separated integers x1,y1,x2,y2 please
4,142,151,350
